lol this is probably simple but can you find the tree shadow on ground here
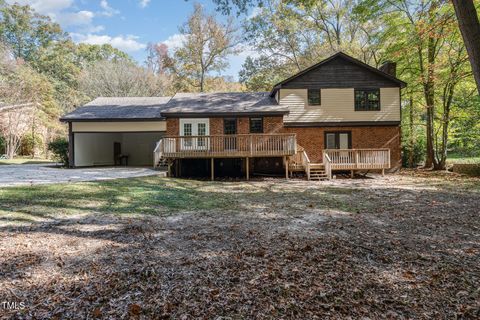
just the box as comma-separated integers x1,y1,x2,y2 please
0,176,479,318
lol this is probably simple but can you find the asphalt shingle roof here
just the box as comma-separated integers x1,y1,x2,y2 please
160,92,286,116
60,97,172,121
60,92,286,121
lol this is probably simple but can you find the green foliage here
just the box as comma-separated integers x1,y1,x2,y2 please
0,3,66,61
0,135,5,154
19,133,43,156
47,137,68,166
163,3,239,92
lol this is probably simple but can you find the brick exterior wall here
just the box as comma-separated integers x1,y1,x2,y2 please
165,116,401,171
166,116,284,135
166,118,178,136
282,125,402,169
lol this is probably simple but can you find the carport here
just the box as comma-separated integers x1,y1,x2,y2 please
60,97,170,167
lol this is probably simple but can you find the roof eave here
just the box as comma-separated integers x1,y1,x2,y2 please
59,117,166,122
161,110,289,118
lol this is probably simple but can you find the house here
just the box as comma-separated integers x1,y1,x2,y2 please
61,52,406,180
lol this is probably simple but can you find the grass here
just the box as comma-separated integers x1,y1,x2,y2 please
0,176,367,224
0,157,54,165
446,153,480,164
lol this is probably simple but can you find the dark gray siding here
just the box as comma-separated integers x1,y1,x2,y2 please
281,57,401,89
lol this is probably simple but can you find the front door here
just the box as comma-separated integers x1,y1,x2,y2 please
224,118,237,150
180,119,209,150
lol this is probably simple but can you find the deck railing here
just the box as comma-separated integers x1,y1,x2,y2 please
156,133,297,159
323,149,390,171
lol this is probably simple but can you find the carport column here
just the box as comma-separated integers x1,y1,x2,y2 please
211,158,214,181
246,157,249,180
68,122,75,168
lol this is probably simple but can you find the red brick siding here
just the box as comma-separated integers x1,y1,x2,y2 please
166,116,284,135
210,118,223,135
166,118,179,136
282,125,401,169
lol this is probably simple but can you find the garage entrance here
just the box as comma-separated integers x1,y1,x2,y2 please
73,132,164,167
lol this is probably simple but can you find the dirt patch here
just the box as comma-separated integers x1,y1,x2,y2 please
0,171,479,319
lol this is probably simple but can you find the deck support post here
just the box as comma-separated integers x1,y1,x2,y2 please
211,158,214,181
167,161,172,177
284,156,289,180
246,157,249,180
382,168,385,176
351,170,354,178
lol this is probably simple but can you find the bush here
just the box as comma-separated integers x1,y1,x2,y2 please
20,133,43,156
0,135,5,155
48,137,69,167
402,141,426,168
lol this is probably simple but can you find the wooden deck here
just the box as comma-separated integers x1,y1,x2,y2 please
154,133,297,161
289,147,391,180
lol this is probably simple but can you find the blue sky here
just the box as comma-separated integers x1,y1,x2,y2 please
7,0,255,79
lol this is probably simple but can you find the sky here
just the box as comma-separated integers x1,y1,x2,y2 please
7,0,256,80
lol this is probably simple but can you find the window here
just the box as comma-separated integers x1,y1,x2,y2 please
183,123,192,147
197,123,206,146
308,89,321,106
355,89,380,111
224,118,237,134
249,117,263,133
324,132,351,149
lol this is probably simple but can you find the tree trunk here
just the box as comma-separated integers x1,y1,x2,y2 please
452,0,480,95
424,34,437,169
408,94,415,168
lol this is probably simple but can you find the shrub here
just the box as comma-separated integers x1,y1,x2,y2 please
48,137,69,167
402,142,425,168
20,133,43,156
0,135,5,155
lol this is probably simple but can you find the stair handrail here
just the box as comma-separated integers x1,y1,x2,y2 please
153,139,163,167
323,152,332,180
301,149,311,180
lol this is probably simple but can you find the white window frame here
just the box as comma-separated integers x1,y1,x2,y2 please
179,118,210,150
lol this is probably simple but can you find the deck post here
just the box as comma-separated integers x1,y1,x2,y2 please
246,157,249,180
382,168,385,176
284,156,289,180
211,158,214,181
167,161,172,177
351,170,354,178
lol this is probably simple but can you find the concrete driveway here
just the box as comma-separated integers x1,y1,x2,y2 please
0,164,165,187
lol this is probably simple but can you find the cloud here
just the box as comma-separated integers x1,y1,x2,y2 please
162,34,187,51
56,10,94,27
71,33,146,52
99,0,120,17
6,0,74,15
139,0,151,8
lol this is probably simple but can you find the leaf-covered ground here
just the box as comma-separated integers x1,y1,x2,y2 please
0,170,479,319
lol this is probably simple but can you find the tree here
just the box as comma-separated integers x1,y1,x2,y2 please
145,42,168,74
163,4,239,92
0,54,59,159
451,0,480,95
79,59,172,98
239,0,386,91
0,3,66,62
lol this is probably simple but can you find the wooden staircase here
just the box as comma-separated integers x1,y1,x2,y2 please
288,145,330,181
308,164,328,181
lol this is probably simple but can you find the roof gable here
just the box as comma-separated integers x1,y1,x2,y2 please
270,52,406,96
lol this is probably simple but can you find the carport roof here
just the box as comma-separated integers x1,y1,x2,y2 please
60,97,172,121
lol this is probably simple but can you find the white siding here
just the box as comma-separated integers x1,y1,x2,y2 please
72,121,166,132
279,88,400,123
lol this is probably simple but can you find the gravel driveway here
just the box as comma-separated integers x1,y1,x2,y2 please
0,164,165,187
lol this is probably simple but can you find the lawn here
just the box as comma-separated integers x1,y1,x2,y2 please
0,157,54,165
0,172,479,318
